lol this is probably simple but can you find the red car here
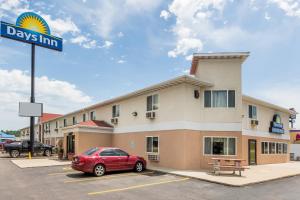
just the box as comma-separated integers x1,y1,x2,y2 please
72,147,147,176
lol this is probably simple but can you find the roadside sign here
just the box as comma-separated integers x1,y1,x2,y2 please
0,12,62,51
19,102,43,117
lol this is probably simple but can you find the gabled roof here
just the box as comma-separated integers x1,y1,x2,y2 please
78,120,113,128
190,52,250,75
39,113,63,123
46,75,213,121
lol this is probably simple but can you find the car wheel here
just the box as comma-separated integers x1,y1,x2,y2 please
94,164,105,177
44,149,51,157
10,150,20,158
135,161,144,172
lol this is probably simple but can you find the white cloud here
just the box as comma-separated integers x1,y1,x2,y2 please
0,68,92,129
0,0,29,16
268,0,300,17
61,0,162,39
41,14,80,37
265,12,271,20
117,32,124,38
168,38,203,58
117,59,126,64
164,0,229,57
100,40,113,49
70,35,98,49
253,82,300,129
160,10,171,20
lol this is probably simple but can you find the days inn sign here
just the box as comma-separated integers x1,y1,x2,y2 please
0,12,62,155
0,12,62,51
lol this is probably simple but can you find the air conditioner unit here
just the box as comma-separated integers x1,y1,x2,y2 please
251,119,259,126
146,112,156,119
111,118,118,124
148,154,159,162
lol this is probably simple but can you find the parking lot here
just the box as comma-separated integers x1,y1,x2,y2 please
1,157,300,200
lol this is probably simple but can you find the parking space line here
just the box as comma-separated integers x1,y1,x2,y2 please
48,171,78,176
88,177,190,196
64,171,154,183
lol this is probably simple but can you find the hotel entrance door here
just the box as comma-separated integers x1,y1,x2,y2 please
248,139,257,165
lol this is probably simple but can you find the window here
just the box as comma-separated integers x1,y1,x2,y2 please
212,90,227,107
90,111,96,120
261,142,269,154
112,105,120,118
83,113,86,122
146,136,159,153
84,147,99,156
114,149,128,156
55,121,58,129
269,142,276,154
204,137,236,155
283,144,288,154
63,119,67,127
262,142,288,154
276,143,283,154
204,90,235,108
228,90,235,107
147,94,159,111
249,105,257,119
72,116,76,125
204,91,211,107
100,149,118,156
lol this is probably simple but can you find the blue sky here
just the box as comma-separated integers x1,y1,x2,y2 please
0,0,300,129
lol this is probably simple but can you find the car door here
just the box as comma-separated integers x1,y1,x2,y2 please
33,142,43,155
99,149,122,171
114,149,132,170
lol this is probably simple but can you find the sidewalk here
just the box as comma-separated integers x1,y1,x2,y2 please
148,162,300,187
11,158,71,168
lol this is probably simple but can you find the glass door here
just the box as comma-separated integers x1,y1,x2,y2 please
248,139,257,165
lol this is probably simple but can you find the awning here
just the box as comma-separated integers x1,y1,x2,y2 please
0,132,16,139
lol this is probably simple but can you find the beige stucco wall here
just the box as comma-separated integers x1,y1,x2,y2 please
242,135,289,165
112,130,243,170
193,59,243,123
242,99,290,134
63,131,112,156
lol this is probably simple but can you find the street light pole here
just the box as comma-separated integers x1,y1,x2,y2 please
29,44,35,156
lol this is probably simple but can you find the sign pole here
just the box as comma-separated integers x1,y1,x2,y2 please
29,44,35,156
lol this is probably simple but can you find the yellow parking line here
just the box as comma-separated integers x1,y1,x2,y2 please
48,171,79,176
88,177,190,196
64,171,154,183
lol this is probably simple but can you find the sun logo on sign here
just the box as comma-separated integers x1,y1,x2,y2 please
16,12,50,35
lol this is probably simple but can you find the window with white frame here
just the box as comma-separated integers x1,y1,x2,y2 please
248,105,257,119
55,121,58,129
283,143,288,154
72,116,76,125
146,136,159,153
63,119,67,127
90,111,96,120
147,94,159,111
261,142,269,154
262,142,288,154
83,113,86,122
204,137,236,155
204,90,235,108
112,105,120,118
269,142,276,154
276,143,283,154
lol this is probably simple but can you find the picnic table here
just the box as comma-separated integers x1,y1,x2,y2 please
209,158,249,176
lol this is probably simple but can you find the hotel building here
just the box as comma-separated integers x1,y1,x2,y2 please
19,52,295,170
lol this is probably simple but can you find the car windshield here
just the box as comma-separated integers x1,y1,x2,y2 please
83,147,99,156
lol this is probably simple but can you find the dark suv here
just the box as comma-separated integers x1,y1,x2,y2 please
3,140,53,158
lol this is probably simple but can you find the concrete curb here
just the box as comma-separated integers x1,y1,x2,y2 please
148,168,300,187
